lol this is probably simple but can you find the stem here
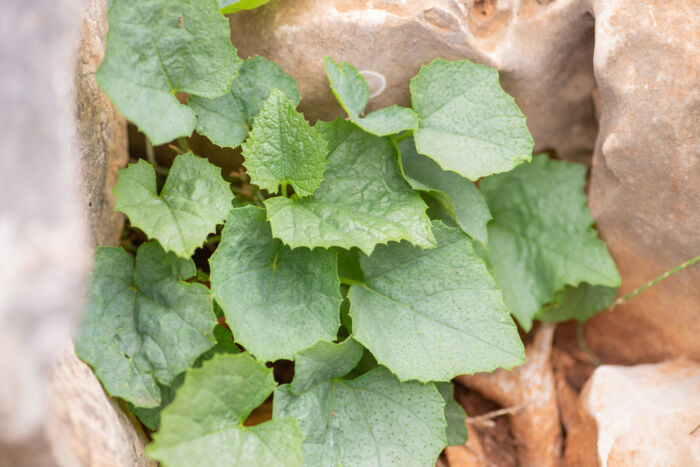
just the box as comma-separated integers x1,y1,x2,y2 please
395,130,413,143
576,322,601,367
204,235,221,246
612,254,700,307
280,181,288,198
178,137,189,153
339,276,364,287
145,137,156,164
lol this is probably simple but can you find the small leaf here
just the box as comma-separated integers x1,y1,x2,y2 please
265,119,435,255
324,57,417,136
210,206,342,361
75,243,216,407
113,153,233,258
219,0,271,14
129,375,183,431
537,283,617,323
96,0,242,144
147,353,303,467
274,342,446,467
242,90,327,197
348,221,524,382
436,383,468,446
410,59,534,180
481,154,621,330
189,56,300,148
290,339,364,395
398,136,491,245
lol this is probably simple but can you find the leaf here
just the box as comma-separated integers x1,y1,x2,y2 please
219,0,271,14
189,56,300,148
242,89,327,196
113,153,233,258
436,383,468,446
265,119,435,255
481,154,621,331
147,353,303,467
210,206,342,361
537,283,617,323
348,221,524,382
324,57,418,136
96,0,241,145
274,341,446,467
290,339,364,395
75,242,216,407
398,136,491,245
410,59,534,180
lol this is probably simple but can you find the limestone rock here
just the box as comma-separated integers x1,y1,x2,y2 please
571,360,700,466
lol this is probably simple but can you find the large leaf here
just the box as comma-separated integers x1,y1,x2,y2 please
242,90,327,197
348,221,524,382
113,153,233,258
265,119,435,255
75,242,216,407
537,283,617,323
398,136,491,245
147,353,303,467
96,0,241,145
274,341,446,467
410,59,533,180
219,0,271,14
210,206,341,361
436,383,468,446
481,154,621,331
324,57,417,136
189,56,300,148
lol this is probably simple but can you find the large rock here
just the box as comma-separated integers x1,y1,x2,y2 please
568,360,700,466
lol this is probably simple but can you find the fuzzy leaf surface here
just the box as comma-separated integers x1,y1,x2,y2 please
324,57,417,136
75,243,216,408
96,0,241,144
242,90,327,196
411,59,533,180
437,383,468,446
290,339,364,395
481,154,621,331
113,153,233,258
399,137,491,245
348,221,524,382
219,0,271,14
274,347,446,467
189,56,300,148
265,119,435,255
147,353,303,467
210,206,341,361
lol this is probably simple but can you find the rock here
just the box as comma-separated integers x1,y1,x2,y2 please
445,432,489,467
570,359,700,466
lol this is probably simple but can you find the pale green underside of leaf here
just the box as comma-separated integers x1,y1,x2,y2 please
349,221,524,382
399,137,491,246
265,119,435,256
242,90,327,197
324,57,417,136
290,339,364,395
148,353,303,467
75,243,216,408
410,58,534,181
97,0,241,145
219,0,271,14
210,206,341,361
189,56,300,148
537,283,617,323
481,154,621,331
113,153,233,258
436,383,468,446
274,363,447,467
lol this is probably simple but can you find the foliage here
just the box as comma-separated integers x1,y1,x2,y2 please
77,1,620,465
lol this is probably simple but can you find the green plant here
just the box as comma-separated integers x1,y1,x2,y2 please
76,1,622,465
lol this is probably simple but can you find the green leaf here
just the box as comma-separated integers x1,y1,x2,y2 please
436,383,468,446
481,154,621,331
242,89,327,197
398,136,491,245
348,221,524,382
265,119,435,255
210,206,342,361
113,153,233,258
147,353,303,467
195,323,241,364
219,0,271,14
410,59,534,180
96,0,241,145
129,375,183,431
274,344,446,467
189,56,300,148
537,283,617,323
75,243,216,407
324,57,418,136
290,339,364,395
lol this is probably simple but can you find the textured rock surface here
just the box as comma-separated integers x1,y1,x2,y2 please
570,360,700,466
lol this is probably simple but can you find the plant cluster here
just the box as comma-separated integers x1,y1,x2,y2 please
76,0,620,465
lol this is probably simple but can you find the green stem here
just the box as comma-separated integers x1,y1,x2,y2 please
339,276,364,287
204,235,221,246
178,137,190,153
280,181,288,198
395,130,413,143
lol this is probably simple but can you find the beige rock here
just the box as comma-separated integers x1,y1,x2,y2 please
573,359,700,466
